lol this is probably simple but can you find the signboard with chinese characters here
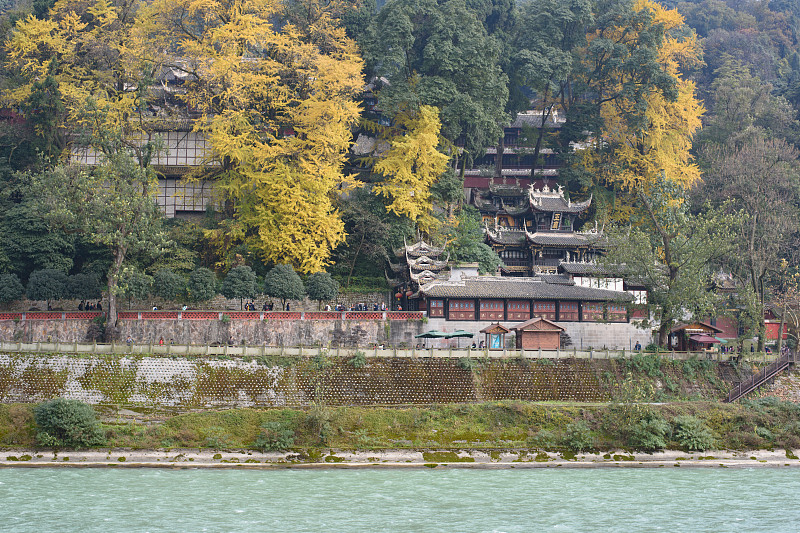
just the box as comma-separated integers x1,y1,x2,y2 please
550,213,561,230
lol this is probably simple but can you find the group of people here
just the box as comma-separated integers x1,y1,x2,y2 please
325,302,389,312
239,301,284,311
78,300,102,311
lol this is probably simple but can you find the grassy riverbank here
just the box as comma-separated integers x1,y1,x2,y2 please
2,398,799,454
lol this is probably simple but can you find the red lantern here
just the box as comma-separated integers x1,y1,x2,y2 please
395,292,402,299
405,290,413,297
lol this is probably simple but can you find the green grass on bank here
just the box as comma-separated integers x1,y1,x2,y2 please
2,399,800,454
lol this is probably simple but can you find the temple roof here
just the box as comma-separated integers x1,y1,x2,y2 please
510,111,565,129
394,240,446,258
527,232,595,247
511,317,565,332
419,276,632,302
409,256,448,271
538,274,574,285
487,229,527,245
488,184,526,198
558,262,614,275
529,184,591,214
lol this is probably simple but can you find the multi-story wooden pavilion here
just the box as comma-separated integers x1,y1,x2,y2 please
473,184,602,275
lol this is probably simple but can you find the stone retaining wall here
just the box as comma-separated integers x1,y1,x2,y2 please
0,353,738,409
0,314,653,350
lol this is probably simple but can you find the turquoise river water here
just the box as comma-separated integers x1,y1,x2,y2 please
1,467,799,532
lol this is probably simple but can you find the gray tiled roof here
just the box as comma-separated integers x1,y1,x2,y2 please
539,274,574,285
558,262,613,275
530,195,591,214
510,113,563,129
487,230,527,245
489,185,526,197
528,232,594,246
419,276,632,301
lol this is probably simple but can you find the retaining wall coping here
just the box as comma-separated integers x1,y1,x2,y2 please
0,340,779,363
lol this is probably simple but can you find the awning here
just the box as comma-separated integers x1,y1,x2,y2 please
415,330,450,339
689,334,721,344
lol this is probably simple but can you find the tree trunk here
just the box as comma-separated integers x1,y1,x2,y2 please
494,136,504,181
347,231,366,289
106,246,126,341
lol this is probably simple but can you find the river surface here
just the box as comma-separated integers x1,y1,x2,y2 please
1,467,799,532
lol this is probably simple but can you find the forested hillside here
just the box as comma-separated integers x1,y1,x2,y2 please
0,0,798,345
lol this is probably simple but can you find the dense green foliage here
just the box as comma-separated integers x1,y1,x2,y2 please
32,399,105,448
305,272,339,307
152,269,185,301
0,0,797,340
0,272,23,304
264,265,305,307
221,265,258,308
188,268,218,302
3,397,800,452
26,269,67,304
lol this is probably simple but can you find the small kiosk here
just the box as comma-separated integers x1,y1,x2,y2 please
480,323,511,350
511,317,565,350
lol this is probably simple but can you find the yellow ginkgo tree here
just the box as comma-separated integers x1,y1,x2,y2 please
5,0,158,158
372,105,449,234
137,0,365,273
577,0,704,218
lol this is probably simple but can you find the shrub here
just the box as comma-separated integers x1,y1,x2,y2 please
201,426,232,449
348,351,367,368
33,399,104,448
526,429,557,449
562,420,594,453
457,357,476,371
264,264,305,308
672,415,715,451
306,272,339,308
67,272,102,300
627,416,670,452
253,421,295,451
0,273,25,304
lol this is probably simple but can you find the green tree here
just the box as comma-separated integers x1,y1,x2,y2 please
700,136,800,347
221,265,258,310
511,0,592,176
264,264,305,309
364,0,509,161
444,206,502,274
603,180,740,347
32,153,167,337
66,272,102,301
306,272,339,309
0,176,75,281
188,268,217,303
26,268,67,307
119,269,152,309
152,268,185,302
0,272,24,306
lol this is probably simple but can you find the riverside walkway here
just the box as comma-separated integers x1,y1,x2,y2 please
0,339,780,363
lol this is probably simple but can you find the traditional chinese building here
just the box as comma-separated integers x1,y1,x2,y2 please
417,275,631,322
387,240,450,310
473,184,602,275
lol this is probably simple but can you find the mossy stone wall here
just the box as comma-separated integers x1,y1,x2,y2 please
0,353,739,409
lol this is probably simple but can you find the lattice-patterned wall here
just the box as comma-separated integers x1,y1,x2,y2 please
0,354,614,408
